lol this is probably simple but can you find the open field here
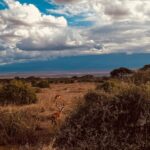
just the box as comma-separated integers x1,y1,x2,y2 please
0,82,95,150
0,65,150,150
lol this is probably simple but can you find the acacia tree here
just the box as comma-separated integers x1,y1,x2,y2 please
140,64,150,71
110,67,134,78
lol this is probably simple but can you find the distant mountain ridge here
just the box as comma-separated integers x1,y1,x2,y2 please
0,53,150,74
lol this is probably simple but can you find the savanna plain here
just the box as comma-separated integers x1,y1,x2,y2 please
0,65,150,150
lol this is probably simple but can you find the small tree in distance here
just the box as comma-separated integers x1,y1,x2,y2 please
140,64,150,71
110,67,134,78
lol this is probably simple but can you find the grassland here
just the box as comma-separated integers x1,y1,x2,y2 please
0,82,95,150
0,65,150,150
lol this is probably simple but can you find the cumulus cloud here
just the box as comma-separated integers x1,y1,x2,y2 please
49,0,150,54
0,0,150,65
0,0,102,64
50,0,150,22
0,40,7,50
54,0,78,3
0,0,68,45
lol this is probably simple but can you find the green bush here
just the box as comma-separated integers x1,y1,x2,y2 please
97,80,116,92
54,85,150,150
114,85,150,126
96,79,130,94
33,80,49,88
0,80,37,105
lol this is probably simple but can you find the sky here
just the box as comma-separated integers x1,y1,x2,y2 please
0,0,150,72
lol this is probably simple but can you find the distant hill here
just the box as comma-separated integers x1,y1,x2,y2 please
0,53,150,74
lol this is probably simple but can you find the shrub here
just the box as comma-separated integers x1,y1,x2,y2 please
96,79,130,94
34,87,42,93
0,110,38,145
84,90,112,104
110,67,134,78
97,80,116,92
132,70,150,84
33,80,49,88
114,85,150,127
78,75,95,82
0,80,37,105
54,85,150,150
140,64,150,71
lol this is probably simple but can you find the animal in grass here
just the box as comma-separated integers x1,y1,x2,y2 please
49,102,65,126
53,94,61,102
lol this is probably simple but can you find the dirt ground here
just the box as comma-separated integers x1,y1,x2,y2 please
0,82,95,150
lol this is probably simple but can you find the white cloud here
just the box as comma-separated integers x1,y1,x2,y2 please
50,0,150,23
0,0,101,64
54,0,78,3
0,0,150,65
49,0,150,54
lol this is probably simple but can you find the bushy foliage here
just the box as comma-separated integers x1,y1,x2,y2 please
0,80,37,105
140,64,150,71
0,110,38,145
96,79,130,94
110,67,134,78
33,80,50,88
48,78,74,84
132,70,150,84
54,84,150,150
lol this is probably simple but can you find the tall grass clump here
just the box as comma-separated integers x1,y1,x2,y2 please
132,70,150,84
0,110,38,145
96,79,130,94
0,80,37,105
54,84,150,150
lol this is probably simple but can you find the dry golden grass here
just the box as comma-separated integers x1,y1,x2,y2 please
0,82,95,149
36,82,95,134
